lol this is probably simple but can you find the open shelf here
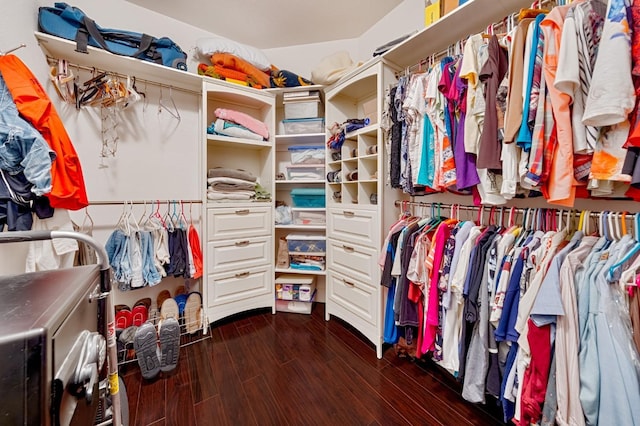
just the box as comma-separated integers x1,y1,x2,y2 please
34,31,203,93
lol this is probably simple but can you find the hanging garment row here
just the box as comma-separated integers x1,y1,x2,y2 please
380,201,640,426
105,200,203,290
381,0,639,208
0,54,88,231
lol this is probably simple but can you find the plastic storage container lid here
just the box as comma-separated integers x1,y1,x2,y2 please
288,145,325,151
275,274,316,285
282,118,325,123
285,234,326,241
290,188,325,195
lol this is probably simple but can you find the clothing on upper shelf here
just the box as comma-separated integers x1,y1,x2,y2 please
380,206,640,426
383,1,640,207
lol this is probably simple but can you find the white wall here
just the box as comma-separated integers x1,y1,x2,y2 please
264,38,359,83
263,0,424,80
356,0,424,60
0,0,214,278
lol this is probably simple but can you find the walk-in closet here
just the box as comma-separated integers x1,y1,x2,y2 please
1,0,639,425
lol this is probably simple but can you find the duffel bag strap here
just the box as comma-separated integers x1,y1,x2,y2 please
78,16,119,55
131,34,153,58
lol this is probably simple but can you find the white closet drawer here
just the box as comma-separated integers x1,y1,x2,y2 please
207,265,272,307
327,239,378,285
207,206,271,240
327,208,378,247
207,236,272,273
327,269,377,326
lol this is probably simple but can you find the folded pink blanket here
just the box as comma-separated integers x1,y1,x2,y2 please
215,108,269,139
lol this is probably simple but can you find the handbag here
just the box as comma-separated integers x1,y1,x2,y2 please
38,2,188,71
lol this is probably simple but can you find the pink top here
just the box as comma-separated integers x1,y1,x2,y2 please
215,108,269,139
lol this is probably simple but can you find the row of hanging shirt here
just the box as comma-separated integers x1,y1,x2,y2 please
380,204,640,426
382,0,640,207
105,201,203,291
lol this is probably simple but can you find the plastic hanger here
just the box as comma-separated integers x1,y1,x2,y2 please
508,206,517,227
138,200,148,226
152,199,167,228
179,200,188,230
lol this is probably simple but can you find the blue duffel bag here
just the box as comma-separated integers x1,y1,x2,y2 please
38,2,188,71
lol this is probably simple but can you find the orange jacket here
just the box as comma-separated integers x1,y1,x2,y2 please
0,55,88,210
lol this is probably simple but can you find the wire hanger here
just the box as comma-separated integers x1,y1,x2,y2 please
0,43,26,56
81,206,94,233
158,85,181,121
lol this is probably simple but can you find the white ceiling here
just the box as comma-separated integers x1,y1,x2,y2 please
126,0,403,49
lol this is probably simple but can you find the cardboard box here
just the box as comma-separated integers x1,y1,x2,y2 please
441,0,460,16
424,0,441,26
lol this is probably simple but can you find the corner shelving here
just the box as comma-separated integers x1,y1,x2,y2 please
202,79,276,323
270,85,328,306
324,58,397,359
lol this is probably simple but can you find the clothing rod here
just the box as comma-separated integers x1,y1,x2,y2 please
89,199,202,205
45,56,201,96
393,200,637,219
1,43,26,56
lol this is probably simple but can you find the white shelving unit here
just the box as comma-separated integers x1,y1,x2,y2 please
202,79,276,323
270,85,328,305
324,59,398,359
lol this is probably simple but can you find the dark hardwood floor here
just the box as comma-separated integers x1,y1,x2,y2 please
121,303,505,426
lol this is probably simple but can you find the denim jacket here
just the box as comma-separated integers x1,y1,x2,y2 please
0,72,55,196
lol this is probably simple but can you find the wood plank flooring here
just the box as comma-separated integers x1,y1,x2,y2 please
121,303,504,426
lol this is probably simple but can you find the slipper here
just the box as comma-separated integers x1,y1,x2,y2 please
160,297,179,321
134,297,152,310
133,322,160,380
158,317,180,372
131,304,148,327
156,290,171,311
184,292,203,334
115,308,132,330
174,293,188,317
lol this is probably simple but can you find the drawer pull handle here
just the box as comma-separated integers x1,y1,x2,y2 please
343,245,354,253
235,240,250,247
343,280,356,287
235,272,250,279
343,211,355,217
235,209,250,215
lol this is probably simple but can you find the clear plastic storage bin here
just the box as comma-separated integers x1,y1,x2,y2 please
290,188,325,207
286,234,326,254
288,145,325,164
286,164,325,180
281,118,325,135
